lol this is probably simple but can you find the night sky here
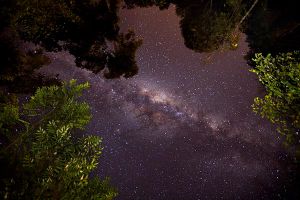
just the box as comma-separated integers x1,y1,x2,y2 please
40,5,297,200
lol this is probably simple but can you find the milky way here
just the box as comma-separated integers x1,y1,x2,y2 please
39,5,298,200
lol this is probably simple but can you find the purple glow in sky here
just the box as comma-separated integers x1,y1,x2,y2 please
40,5,297,200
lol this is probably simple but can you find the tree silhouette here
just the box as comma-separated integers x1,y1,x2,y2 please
3,0,142,79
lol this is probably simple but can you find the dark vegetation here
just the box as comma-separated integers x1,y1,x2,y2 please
124,0,300,54
0,0,299,199
245,0,300,55
1,0,142,88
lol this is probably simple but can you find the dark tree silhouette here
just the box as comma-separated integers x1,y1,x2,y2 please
245,0,300,55
2,0,142,80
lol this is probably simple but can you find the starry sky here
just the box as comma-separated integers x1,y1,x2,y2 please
40,5,298,200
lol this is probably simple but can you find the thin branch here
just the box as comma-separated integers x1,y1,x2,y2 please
238,0,260,26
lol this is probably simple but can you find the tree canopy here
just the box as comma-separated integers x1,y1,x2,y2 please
0,0,142,83
245,0,300,55
0,80,117,199
123,0,252,52
251,52,300,156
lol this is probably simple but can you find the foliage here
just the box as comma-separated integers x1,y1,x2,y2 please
0,93,19,138
123,0,250,52
124,0,170,9
0,0,51,81
0,80,117,199
251,52,300,154
180,8,236,52
0,28,56,93
106,30,142,78
178,0,248,52
0,32,22,81
11,0,142,78
0,0,14,31
245,0,300,55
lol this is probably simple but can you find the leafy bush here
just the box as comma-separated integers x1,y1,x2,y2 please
0,80,117,199
251,52,300,155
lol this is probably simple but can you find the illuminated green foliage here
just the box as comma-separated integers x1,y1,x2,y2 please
251,52,300,155
0,80,117,199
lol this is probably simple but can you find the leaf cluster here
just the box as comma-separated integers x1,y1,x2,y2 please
251,52,300,155
176,0,247,52
10,0,142,79
0,80,117,199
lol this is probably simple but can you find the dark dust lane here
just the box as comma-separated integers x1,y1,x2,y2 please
40,6,297,200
